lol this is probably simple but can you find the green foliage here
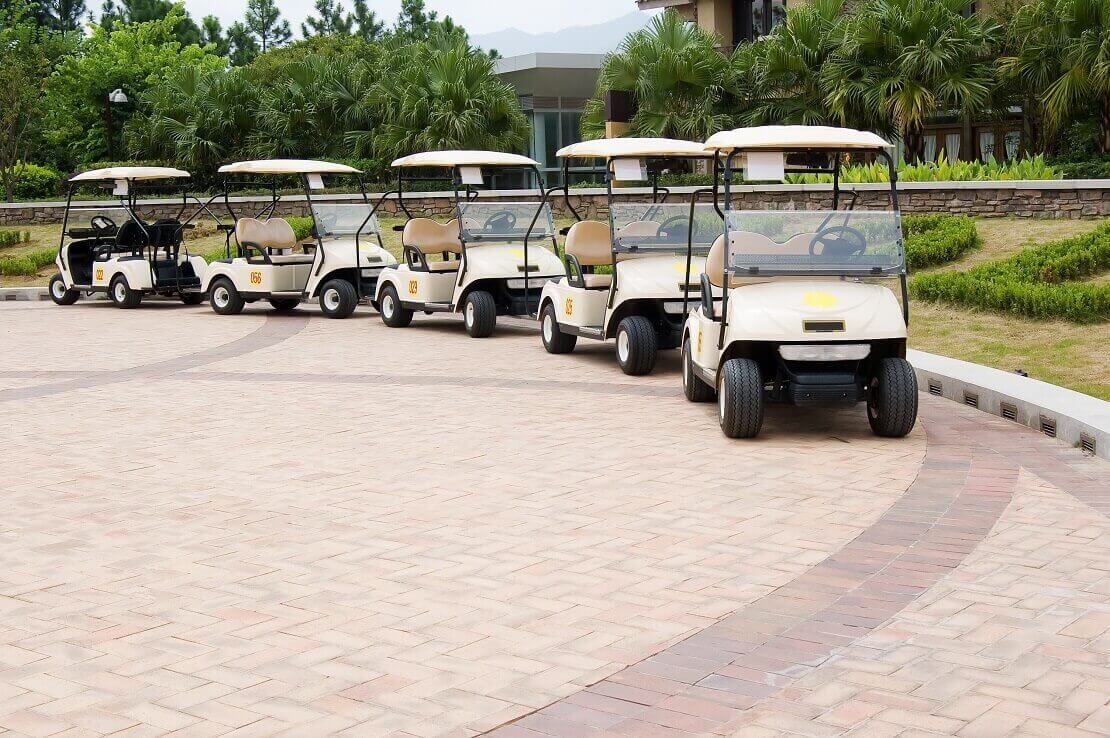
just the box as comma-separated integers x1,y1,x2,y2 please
99,0,203,46
787,155,1060,183
1053,157,1110,178
0,248,56,276
11,163,63,199
287,217,314,241
903,214,980,269
0,230,32,248
910,222,1110,322
245,0,292,53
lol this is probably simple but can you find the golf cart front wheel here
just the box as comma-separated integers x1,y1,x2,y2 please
109,275,142,309
682,337,714,402
464,290,496,338
49,273,79,305
541,303,576,354
320,279,357,319
379,284,413,327
718,358,764,438
268,298,301,312
209,278,244,315
615,316,657,375
180,291,204,306
867,357,918,437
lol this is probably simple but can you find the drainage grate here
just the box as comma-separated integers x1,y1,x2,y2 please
928,379,943,396
1080,433,1096,456
1040,415,1057,438
963,391,979,408
1000,402,1018,421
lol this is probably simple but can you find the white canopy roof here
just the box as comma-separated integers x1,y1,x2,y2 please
218,159,362,175
704,126,891,151
69,166,190,182
558,137,713,159
391,151,540,168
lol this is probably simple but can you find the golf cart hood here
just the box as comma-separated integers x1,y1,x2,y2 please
725,280,907,342
464,243,564,279
615,254,708,298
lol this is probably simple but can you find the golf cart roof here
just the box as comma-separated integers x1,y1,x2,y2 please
69,166,191,182
557,137,714,159
705,126,891,152
391,151,540,168
217,159,362,175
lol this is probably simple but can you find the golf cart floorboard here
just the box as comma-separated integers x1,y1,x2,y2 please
561,325,605,339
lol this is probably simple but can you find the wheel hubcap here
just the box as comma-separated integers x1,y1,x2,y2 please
617,331,630,362
214,287,229,308
52,281,64,298
683,346,690,388
114,283,125,302
719,380,727,422
466,302,475,327
542,313,553,342
324,289,340,311
383,294,394,317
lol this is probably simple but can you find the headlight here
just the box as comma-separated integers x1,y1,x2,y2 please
506,277,557,289
779,344,870,361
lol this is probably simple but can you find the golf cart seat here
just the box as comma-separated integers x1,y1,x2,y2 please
564,220,612,290
615,220,662,239
236,217,314,263
403,218,463,272
705,233,832,289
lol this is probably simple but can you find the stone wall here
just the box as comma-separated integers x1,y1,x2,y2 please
2,181,1108,226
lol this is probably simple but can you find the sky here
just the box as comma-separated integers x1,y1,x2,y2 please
178,0,643,37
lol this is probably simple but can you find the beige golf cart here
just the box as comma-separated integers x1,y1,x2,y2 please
538,138,721,375
202,159,397,318
51,167,210,307
682,126,917,438
375,151,565,337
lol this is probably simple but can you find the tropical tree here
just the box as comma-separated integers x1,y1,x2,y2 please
821,0,998,161
351,0,384,41
244,0,291,53
199,15,228,55
23,0,87,32
582,9,732,141
225,21,258,66
99,0,202,46
301,0,354,37
360,34,528,159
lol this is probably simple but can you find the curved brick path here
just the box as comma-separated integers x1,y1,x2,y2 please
0,302,1105,738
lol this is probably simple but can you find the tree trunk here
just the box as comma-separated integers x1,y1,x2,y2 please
903,122,925,164
1101,95,1110,155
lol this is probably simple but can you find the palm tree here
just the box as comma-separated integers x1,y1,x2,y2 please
582,9,732,141
1038,0,1110,152
996,0,1068,154
822,0,997,161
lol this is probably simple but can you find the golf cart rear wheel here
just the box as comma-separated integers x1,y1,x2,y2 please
320,279,357,319
464,290,496,338
49,273,79,305
615,315,657,375
541,303,576,354
180,291,204,305
379,284,413,327
209,277,244,315
109,275,142,309
268,298,301,312
718,358,764,438
867,357,918,438
682,337,714,402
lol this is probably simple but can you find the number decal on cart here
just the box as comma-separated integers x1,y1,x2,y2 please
249,270,262,285
697,328,702,354
564,297,573,317
408,279,418,296
94,267,104,281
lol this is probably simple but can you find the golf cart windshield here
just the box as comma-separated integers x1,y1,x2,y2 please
458,202,555,243
311,203,381,238
611,203,723,254
65,207,132,239
724,209,905,276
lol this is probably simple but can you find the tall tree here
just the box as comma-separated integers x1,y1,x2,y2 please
99,0,202,46
351,0,383,41
225,21,259,65
244,0,291,52
301,0,353,37
199,14,228,55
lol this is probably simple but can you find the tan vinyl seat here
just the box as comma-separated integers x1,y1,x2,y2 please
705,232,836,287
582,273,613,289
403,218,463,272
564,220,612,290
236,217,297,251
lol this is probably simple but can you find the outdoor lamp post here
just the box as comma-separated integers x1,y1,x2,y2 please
104,88,128,161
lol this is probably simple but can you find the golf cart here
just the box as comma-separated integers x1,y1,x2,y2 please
538,138,722,375
202,159,397,318
50,166,210,307
682,126,917,439
374,151,565,337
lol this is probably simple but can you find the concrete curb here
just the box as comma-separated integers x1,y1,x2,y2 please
908,349,1109,460
0,287,50,301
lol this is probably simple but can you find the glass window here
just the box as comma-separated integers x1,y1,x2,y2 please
924,135,938,162
945,133,961,161
1004,130,1021,160
978,130,996,162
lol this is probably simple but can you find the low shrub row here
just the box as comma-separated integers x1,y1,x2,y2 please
0,248,57,277
0,229,31,248
788,155,1061,184
910,223,1110,323
903,214,980,269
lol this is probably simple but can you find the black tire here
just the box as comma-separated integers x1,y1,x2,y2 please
615,315,657,375
319,279,357,319
540,302,577,354
109,275,142,309
682,337,714,402
180,291,204,306
49,273,79,305
268,297,301,312
718,358,764,438
379,284,413,327
209,277,244,315
463,290,496,338
867,357,919,438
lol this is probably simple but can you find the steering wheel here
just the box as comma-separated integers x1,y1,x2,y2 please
483,210,517,233
809,226,867,258
90,215,117,236
657,215,694,244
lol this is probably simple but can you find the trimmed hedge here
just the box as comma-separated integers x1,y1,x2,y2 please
903,214,980,269
0,248,57,277
11,164,63,200
910,223,1110,323
0,229,31,248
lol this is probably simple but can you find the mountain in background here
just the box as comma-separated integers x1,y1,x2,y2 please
473,11,653,58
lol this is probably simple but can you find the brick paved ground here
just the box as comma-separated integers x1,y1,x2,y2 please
0,302,1105,737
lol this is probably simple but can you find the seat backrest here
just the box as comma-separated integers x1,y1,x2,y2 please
705,235,726,288
237,217,296,251
403,218,462,255
564,220,612,267
614,220,662,239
